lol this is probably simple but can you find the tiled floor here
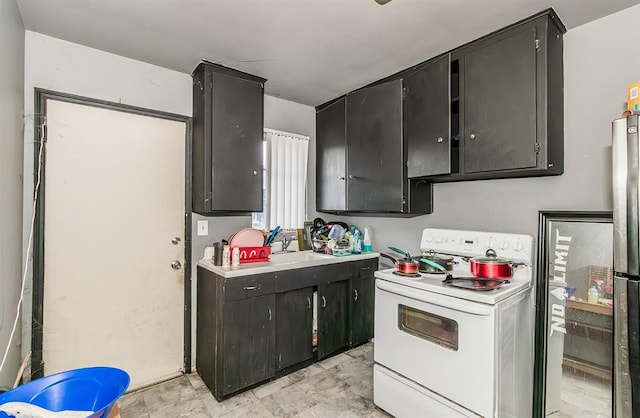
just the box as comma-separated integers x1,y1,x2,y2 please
118,343,391,417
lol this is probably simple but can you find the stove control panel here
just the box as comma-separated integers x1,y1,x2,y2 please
420,228,534,263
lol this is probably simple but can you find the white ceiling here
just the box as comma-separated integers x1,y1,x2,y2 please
16,0,640,107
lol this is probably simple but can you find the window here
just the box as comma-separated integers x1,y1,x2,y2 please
252,129,309,230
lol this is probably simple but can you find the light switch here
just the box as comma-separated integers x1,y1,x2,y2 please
197,220,209,236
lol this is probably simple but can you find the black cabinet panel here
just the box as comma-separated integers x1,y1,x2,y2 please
195,267,217,394
192,62,266,214
222,295,275,395
463,26,537,174
276,287,314,370
317,280,349,360
316,98,347,212
211,72,264,210
406,55,451,177
347,80,404,212
350,275,375,346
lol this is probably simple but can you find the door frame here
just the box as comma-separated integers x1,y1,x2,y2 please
30,88,193,379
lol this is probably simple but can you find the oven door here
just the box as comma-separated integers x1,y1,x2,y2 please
375,278,497,418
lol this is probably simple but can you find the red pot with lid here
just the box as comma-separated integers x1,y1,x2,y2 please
469,249,516,280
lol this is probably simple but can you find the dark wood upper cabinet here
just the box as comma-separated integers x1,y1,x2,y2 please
316,97,347,212
192,62,266,214
405,55,452,178
449,11,565,180
316,81,434,216
462,26,537,173
316,9,565,210
346,80,405,213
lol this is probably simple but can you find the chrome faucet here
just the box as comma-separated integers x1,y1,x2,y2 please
282,235,292,251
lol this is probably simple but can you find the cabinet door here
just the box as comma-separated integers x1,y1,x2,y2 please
316,98,347,211
275,287,314,370
317,280,349,360
222,294,275,395
350,275,375,346
346,80,404,212
211,71,263,211
405,55,451,177
462,25,537,174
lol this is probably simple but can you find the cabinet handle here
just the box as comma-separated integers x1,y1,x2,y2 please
243,284,260,290
348,175,358,180
353,289,358,302
437,137,444,143
268,307,272,321
321,295,327,308
338,176,345,180
360,267,371,272
469,134,476,140
252,170,258,175
307,296,312,309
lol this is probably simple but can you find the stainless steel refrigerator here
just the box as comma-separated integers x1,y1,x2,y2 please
612,113,640,418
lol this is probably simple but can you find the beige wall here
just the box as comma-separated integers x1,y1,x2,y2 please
0,0,25,388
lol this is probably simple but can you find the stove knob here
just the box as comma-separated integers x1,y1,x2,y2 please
435,236,443,244
513,241,523,251
425,235,433,243
500,240,509,250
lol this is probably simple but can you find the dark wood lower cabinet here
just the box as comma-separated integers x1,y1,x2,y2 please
350,274,375,346
317,280,349,360
222,295,275,396
275,287,314,370
196,258,378,400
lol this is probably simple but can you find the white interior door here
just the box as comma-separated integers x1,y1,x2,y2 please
42,99,186,389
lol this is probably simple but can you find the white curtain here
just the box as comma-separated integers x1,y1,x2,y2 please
264,129,309,230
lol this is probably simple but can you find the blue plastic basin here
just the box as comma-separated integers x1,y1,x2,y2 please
0,366,129,417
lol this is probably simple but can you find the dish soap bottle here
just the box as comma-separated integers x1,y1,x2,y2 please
588,285,599,304
363,226,372,252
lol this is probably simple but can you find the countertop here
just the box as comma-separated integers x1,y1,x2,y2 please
197,250,380,278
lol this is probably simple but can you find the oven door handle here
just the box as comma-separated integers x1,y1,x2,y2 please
376,279,493,316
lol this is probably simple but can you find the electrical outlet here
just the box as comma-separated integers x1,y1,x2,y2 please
197,220,209,236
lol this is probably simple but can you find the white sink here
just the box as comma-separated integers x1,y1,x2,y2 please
268,251,332,265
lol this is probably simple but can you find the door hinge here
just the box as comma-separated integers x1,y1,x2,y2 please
535,142,541,153
535,39,541,50
402,87,408,98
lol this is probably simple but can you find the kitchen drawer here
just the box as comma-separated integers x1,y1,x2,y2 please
276,268,318,293
224,273,276,301
316,262,354,283
356,258,378,277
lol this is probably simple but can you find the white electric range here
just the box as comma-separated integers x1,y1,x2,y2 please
373,228,535,418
